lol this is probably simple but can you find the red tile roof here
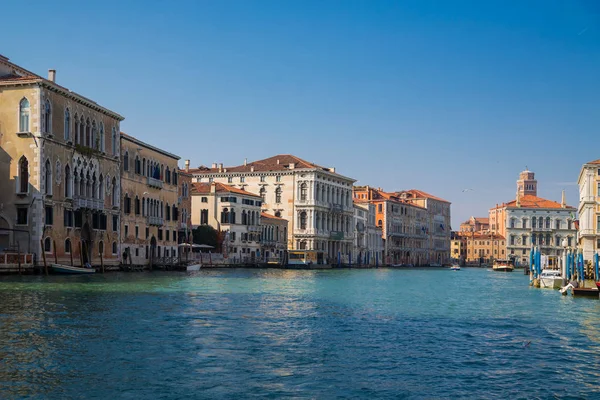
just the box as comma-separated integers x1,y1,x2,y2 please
191,182,261,198
260,212,287,221
401,189,450,203
503,194,574,209
587,159,600,165
0,74,38,82
187,154,339,175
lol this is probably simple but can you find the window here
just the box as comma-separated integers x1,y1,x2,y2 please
173,231,177,242
545,217,550,229
173,205,177,221
300,183,307,201
221,208,230,224
158,229,163,240
64,165,72,197
98,241,104,256
135,156,141,174
135,226,139,239
44,237,52,252
113,215,118,232
19,98,30,132
64,209,73,227
135,196,140,215
166,204,171,221
135,248,139,257
166,230,170,241
299,212,307,230
45,206,53,225
99,122,105,152
275,187,282,203
275,211,281,218
510,219,515,228
532,218,536,228
532,234,536,245
64,108,70,140
124,194,131,214
124,225,129,237
123,151,129,171
276,175,281,182
100,214,107,230
201,197,208,203
259,187,266,201
112,242,117,255
92,213,99,229
200,209,209,225
65,238,71,254
555,219,561,229
112,177,118,206
112,128,117,156
510,235,515,245
74,211,82,227
568,220,572,230
260,176,266,182
378,204,382,213
44,159,52,195
522,219,527,229
18,156,29,193
16,207,28,225
240,176,245,183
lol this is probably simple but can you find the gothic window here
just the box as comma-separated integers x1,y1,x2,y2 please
135,156,141,174
545,217,550,229
112,128,118,155
91,120,97,149
43,100,52,133
74,114,80,144
99,174,104,200
44,159,52,195
259,187,266,201
64,108,70,140
299,211,307,230
79,171,85,197
135,196,140,215
221,208,229,224
300,183,307,201
65,238,71,254
65,165,72,197
18,156,29,193
99,122,105,152
85,118,91,147
112,177,117,206
19,98,30,132
124,151,129,171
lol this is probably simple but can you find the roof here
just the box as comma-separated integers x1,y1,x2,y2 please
461,217,489,225
261,212,288,221
191,182,261,198
188,154,354,181
501,194,575,210
120,132,180,160
402,189,450,204
586,159,600,165
470,233,505,240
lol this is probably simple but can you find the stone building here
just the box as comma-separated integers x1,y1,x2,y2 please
489,170,577,266
189,155,356,260
0,55,123,266
119,133,180,265
464,232,506,264
459,216,489,233
260,212,288,263
178,160,193,245
191,182,262,262
353,201,384,265
577,159,600,260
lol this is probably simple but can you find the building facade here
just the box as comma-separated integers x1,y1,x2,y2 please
577,159,600,260
260,212,288,263
459,216,489,233
489,170,577,265
353,201,384,265
464,232,506,264
119,133,180,265
191,182,262,262
0,55,123,266
189,155,356,261
178,160,193,246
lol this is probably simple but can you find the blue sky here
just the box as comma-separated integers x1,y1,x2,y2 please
2,0,599,227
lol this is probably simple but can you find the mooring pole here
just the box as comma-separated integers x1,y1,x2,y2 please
40,239,48,276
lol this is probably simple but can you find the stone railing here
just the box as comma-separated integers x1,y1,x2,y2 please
147,177,163,189
147,216,164,226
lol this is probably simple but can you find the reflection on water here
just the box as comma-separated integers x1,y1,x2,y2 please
0,269,599,398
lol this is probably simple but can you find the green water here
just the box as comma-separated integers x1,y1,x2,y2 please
0,268,599,399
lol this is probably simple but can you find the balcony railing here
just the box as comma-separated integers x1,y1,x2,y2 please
147,216,164,226
147,177,163,189
531,227,552,232
74,197,104,210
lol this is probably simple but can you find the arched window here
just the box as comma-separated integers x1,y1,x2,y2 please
44,237,52,252
112,177,117,206
545,217,550,229
112,241,117,254
92,173,97,199
99,174,104,200
79,171,85,197
98,241,104,256
19,98,30,132
86,171,91,197
99,122,105,152
64,108,70,141
172,170,177,185
532,218,536,228
19,156,29,193
85,118,91,147
43,100,52,133
275,187,282,203
142,158,146,176
123,151,129,171
165,167,170,183
242,210,247,225
135,196,140,215
555,219,561,230
91,120,97,149
221,208,229,224
165,203,170,220
65,238,71,254
74,113,80,144
44,159,52,195
275,211,281,218
230,208,236,224
79,115,85,145
112,128,117,156
299,211,307,230
300,183,307,201
65,164,72,197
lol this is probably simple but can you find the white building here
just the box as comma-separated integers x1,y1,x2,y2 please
189,155,356,261
353,202,384,265
577,159,600,260
191,182,262,262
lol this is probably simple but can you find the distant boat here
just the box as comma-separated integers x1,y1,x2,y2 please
539,269,563,289
186,264,201,271
492,259,514,272
450,264,461,271
429,263,442,267
51,264,95,274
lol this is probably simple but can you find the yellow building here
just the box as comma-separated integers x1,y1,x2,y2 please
119,133,180,265
0,55,123,267
464,232,505,264
578,159,600,259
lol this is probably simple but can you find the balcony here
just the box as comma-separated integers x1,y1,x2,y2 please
530,227,552,232
179,222,188,230
147,216,164,226
147,177,163,189
74,197,104,210
330,231,344,240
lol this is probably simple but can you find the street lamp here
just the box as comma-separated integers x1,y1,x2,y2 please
561,238,568,280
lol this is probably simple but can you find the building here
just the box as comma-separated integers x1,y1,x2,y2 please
353,201,384,265
450,231,465,263
119,133,180,265
189,155,356,261
191,182,262,262
0,55,123,266
577,159,600,260
260,212,288,263
459,216,489,233
489,170,577,266
353,186,430,265
464,232,505,264
178,160,193,245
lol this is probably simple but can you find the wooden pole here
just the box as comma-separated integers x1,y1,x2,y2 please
53,240,58,265
79,241,84,267
40,239,48,276
17,242,22,275
70,244,74,266
100,249,104,273
88,240,93,268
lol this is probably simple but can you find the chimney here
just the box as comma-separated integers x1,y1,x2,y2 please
185,159,190,172
276,159,280,165
218,163,223,172
250,166,254,172
561,190,566,208
244,158,247,166
48,69,56,82
289,163,295,169
210,183,217,194
211,163,217,169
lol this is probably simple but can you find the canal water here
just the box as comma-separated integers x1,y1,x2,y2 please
0,268,599,399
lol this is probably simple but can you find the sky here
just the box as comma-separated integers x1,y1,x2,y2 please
2,0,599,228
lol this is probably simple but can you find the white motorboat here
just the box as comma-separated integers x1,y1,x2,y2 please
492,259,514,272
450,264,460,271
539,269,563,289
51,263,95,274
186,264,201,271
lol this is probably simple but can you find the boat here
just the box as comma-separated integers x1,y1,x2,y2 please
429,263,442,267
51,263,95,274
492,259,514,272
186,264,201,271
539,269,563,289
450,264,460,271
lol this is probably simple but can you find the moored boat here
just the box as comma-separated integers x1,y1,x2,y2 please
51,264,95,274
450,264,460,271
539,269,563,289
186,264,201,271
492,259,514,272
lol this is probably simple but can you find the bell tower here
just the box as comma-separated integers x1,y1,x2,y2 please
517,169,537,197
